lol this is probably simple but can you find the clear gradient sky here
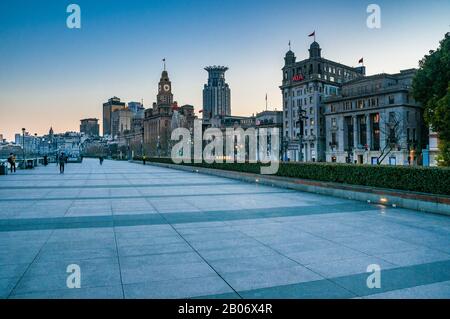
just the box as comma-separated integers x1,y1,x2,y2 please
0,0,449,141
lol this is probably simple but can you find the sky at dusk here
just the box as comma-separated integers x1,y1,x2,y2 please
0,0,449,141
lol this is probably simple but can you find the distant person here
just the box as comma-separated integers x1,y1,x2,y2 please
43,155,48,166
59,152,66,174
7,153,16,173
143,155,146,165
99,156,104,165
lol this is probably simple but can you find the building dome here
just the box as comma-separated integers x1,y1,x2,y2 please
309,41,321,58
284,50,296,65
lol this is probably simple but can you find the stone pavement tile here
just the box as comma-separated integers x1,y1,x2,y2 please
176,225,235,236
375,248,450,267
43,237,117,251
209,254,298,274
173,221,230,230
182,231,249,243
188,236,262,251
123,275,233,299
114,228,176,240
36,246,117,263
332,260,450,297
364,281,450,299
337,236,424,255
198,245,277,261
306,256,397,278
192,292,241,299
121,252,204,267
0,263,29,279
10,285,124,299
13,257,121,294
116,234,185,247
118,242,193,257
115,224,173,233
0,277,19,298
271,241,338,256
120,260,217,285
65,207,113,217
286,246,368,265
0,248,42,266
222,265,324,291
251,232,325,246
239,278,357,299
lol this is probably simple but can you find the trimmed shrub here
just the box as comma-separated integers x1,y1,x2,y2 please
135,157,450,196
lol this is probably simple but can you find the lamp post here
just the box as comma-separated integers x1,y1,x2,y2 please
297,109,308,162
21,128,26,166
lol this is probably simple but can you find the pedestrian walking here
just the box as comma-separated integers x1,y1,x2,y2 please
99,156,104,165
59,152,66,174
143,155,146,165
43,155,48,166
7,153,16,173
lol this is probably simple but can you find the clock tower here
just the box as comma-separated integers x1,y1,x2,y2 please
156,69,173,107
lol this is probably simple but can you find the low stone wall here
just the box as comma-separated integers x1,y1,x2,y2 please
133,160,450,216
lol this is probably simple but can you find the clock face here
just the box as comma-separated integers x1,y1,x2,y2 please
163,84,170,92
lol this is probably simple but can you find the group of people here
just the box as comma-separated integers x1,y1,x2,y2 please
6,153,108,175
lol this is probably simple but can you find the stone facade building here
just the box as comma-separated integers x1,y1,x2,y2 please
143,69,196,156
111,108,132,139
80,118,99,137
324,69,424,165
281,41,365,161
102,97,126,136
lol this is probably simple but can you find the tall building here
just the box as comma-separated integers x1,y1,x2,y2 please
111,108,133,138
127,101,145,114
324,69,424,165
157,70,174,106
281,41,365,161
80,118,99,137
203,66,231,120
143,69,196,156
103,97,126,136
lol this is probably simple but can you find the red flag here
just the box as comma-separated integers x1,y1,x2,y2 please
198,109,203,113
308,31,315,37
358,57,364,64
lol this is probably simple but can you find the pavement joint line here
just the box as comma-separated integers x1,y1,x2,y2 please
0,190,294,202
0,182,238,190
0,204,378,232
110,186,126,299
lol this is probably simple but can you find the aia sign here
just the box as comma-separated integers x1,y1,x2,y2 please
292,74,304,82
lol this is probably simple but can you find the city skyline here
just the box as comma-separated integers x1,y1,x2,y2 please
1,0,450,141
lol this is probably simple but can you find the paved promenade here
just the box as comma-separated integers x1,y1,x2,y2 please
1,158,450,299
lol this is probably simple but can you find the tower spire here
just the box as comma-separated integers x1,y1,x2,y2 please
162,58,166,71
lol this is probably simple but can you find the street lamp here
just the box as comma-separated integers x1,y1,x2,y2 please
21,128,26,165
296,109,308,162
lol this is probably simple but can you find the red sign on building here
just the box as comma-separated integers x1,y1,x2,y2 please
292,74,304,82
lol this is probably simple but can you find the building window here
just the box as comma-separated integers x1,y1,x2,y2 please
389,95,395,104
331,132,337,146
332,118,337,127
372,113,380,151
345,117,354,151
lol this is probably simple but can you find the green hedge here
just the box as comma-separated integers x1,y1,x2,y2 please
134,156,450,196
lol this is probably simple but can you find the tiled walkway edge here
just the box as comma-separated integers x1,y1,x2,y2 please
135,161,450,216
